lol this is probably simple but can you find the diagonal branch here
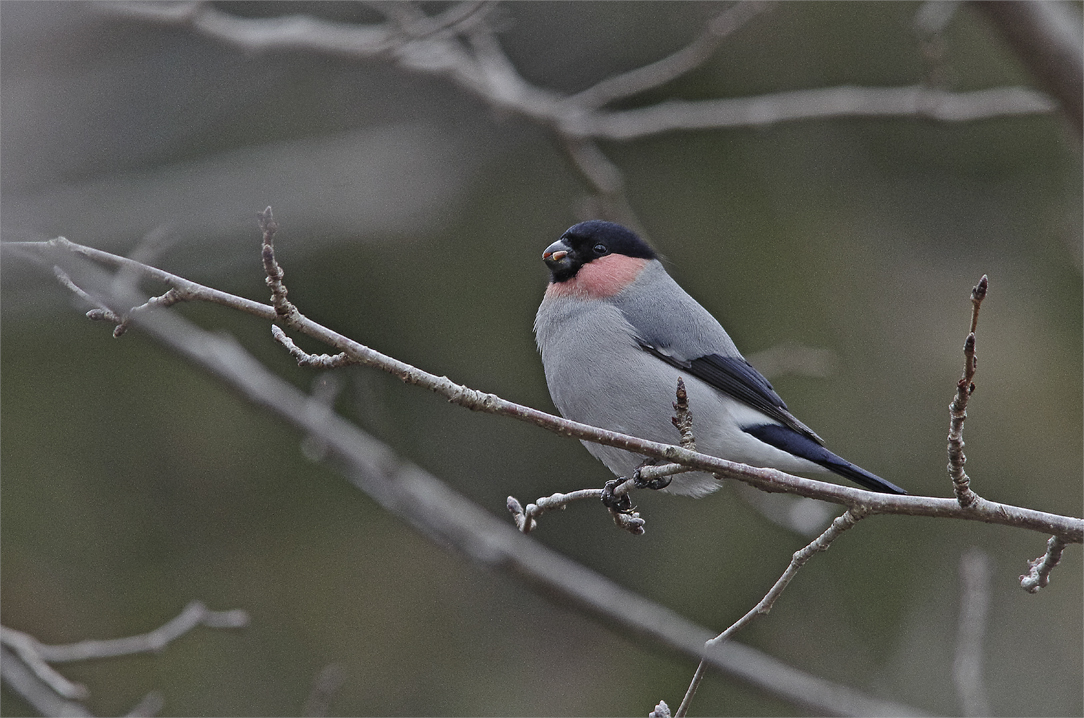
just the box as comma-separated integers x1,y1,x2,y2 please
5,235,1082,544
973,0,1083,136
676,508,868,717
567,1,774,110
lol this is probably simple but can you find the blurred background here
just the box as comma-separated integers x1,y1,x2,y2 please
2,2,1081,716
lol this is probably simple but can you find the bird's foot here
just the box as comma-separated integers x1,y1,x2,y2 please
632,459,672,491
600,478,635,514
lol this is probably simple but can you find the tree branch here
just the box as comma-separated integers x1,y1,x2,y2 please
6,235,1082,545
973,0,1083,137
101,2,1056,134
587,85,1055,139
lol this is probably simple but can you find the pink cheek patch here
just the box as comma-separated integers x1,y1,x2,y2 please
547,255,649,299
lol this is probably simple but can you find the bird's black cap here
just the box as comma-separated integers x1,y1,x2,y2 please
544,221,657,283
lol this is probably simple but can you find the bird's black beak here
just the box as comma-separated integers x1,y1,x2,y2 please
542,239,572,268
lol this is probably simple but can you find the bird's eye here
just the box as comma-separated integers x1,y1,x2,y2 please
593,243,608,255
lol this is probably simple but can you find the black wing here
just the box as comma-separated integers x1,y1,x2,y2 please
639,345,824,444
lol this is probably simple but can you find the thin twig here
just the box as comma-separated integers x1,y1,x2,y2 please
948,275,987,507
587,86,1054,139
53,265,123,322
259,206,304,328
0,601,248,708
509,377,699,534
676,509,868,717
611,377,700,491
31,601,248,662
507,490,599,532
568,2,774,110
1019,535,1068,593
8,237,276,320
507,489,645,535
505,377,693,533
273,324,356,368
672,377,696,451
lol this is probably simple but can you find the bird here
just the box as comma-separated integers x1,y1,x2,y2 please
533,219,907,499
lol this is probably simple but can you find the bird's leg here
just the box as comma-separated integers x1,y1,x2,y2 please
632,458,672,491
602,458,672,513
600,478,635,513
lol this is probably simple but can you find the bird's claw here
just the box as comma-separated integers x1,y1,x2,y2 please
601,478,635,514
632,463,672,491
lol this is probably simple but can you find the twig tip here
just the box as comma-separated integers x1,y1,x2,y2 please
972,275,988,301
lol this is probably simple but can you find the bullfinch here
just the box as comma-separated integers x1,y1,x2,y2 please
534,220,907,498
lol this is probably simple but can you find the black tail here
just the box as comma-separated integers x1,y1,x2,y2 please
743,424,907,495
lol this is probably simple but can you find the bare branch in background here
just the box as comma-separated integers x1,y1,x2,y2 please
0,646,92,718
585,85,1054,139
954,548,992,717
973,0,1084,137
914,1,961,91
0,601,248,716
99,0,1060,225
566,1,774,109
677,509,868,717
